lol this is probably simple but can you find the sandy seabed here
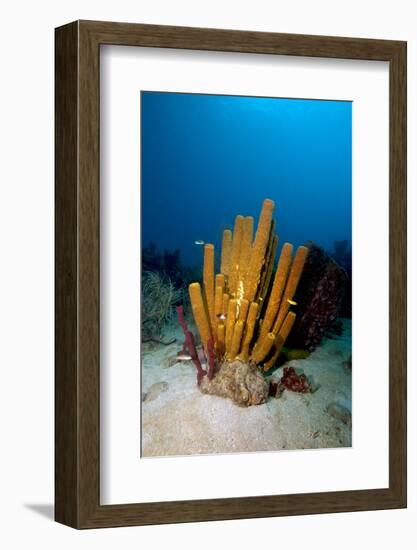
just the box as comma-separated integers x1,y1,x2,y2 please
141,319,352,457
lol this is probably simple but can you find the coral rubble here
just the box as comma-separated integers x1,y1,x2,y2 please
178,198,310,405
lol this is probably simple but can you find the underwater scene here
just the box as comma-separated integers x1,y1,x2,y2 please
141,91,352,457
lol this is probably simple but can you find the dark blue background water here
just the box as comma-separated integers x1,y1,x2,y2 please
141,92,351,268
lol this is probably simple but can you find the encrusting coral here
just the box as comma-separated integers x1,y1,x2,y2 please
179,198,309,406
199,360,269,407
268,366,313,398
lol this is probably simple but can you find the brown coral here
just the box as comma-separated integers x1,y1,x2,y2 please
199,360,269,407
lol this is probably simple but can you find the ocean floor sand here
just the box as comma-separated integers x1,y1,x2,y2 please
141,319,352,457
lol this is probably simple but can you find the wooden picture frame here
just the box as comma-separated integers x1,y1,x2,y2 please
55,20,407,529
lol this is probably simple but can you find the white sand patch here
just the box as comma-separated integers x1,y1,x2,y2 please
141,319,352,457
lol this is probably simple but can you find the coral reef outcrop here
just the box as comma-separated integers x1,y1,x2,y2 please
287,243,348,351
199,360,269,407
331,240,352,318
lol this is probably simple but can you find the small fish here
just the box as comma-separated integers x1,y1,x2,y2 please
217,313,226,321
176,354,192,361
194,240,205,246
287,299,297,306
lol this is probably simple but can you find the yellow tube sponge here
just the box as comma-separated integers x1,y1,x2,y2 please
264,311,296,371
225,299,237,354
237,298,249,323
222,293,230,316
259,242,293,340
273,302,289,336
273,245,308,334
217,322,225,356
203,244,215,331
258,234,278,311
228,215,244,296
251,332,275,364
244,199,275,302
237,301,259,361
214,274,225,317
238,216,254,283
189,282,212,350
220,229,232,278
230,320,245,359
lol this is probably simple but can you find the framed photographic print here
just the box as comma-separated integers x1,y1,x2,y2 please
55,20,407,528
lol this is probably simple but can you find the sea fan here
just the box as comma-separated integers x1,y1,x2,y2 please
141,271,182,342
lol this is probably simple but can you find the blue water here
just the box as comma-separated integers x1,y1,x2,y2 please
141,91,351,268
